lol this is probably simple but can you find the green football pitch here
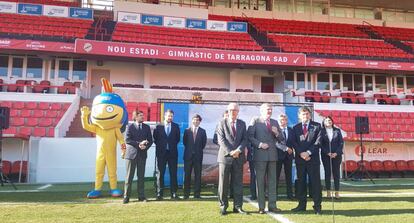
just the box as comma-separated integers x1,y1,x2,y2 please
1,178,413,223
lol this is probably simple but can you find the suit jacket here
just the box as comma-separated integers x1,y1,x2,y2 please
183,126,207,162
216,118,247,164
320,127,344,156
153,122,181,159
277,126,295,161
248,117,286,162
292,120,322,165
124,122,153,159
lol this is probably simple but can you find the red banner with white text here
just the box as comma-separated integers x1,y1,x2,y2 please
75,39,307,66
307,57,414,71
0,39,75,52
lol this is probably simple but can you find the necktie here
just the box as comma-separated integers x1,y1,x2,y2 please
266,119,271,132
166,124,171,136
303,123,308,135
138,123,141,131
193,127,197,142
283,128,287,139
231,122,236,137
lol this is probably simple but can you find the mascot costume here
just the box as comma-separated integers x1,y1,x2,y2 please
81,78,128,198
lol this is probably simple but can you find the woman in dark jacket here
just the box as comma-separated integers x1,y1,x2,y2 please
320,116,344,199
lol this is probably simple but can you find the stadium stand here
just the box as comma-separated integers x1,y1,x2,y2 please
1,0,79,7
112,23,263,51
1,101,71,137
0,13,93,41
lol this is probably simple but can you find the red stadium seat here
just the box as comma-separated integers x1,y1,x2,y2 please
344,160,358,173
382,160,397,177
369,160,384,177
1,160,12,175
24,102,37,109
33,127,46,137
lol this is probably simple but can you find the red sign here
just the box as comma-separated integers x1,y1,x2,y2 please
307,57,414,71
0,39,74,53
75,39,307,66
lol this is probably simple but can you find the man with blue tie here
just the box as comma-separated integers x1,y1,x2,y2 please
291,106,322,215
276,114,294,200
153,109,181,200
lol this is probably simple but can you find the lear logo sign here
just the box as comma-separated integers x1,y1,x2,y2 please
83,43,93,52
0,40,11,46
355,145,387,156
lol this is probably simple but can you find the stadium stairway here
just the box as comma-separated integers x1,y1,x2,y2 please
246,21,278,52
65,98,94,137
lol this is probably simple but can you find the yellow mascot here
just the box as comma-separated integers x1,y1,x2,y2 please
81,78,128,198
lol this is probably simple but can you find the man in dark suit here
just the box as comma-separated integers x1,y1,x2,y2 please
276,114,294,200
246,142,256,200
217,103,248,215
183,114,207,199
123,110,153,204
248,103,287,214
153,109,181,200
291,106,322,215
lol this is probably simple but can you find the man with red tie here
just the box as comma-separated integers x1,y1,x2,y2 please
183,114,207,199
291,106,322,215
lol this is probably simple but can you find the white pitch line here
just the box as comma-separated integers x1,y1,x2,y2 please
244,196,295,223
37,184,52,190
340,192,414,197
340,182,414,187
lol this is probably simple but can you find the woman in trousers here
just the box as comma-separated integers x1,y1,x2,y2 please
320,116,344,199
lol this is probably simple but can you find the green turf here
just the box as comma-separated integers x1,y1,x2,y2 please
1,179,414,223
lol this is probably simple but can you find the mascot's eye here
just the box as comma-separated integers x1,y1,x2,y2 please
106,106,114,113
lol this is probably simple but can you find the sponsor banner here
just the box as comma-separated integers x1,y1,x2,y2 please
43,5,68,17
75,39,306,66
164,16,185,28
69,7,93,19
141,14,163,26
186,18,206,30
0,1,17,13
207,20,227,31
18,3,42,15
0,39,74,52
117,11,141,24
344,141,414,161
227,21,248,32
307,57,414,71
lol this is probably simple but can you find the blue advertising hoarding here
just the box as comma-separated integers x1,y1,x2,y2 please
69,7,93,19
186,18,207,30
141,14,163,26
227,21,248,32
18,3,42,15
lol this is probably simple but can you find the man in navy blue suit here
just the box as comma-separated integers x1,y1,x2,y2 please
153,109,181,200
183,114,207,199
291,107,322,215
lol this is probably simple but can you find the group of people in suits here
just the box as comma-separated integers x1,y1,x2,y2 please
122,109,207,203
121,103,344,217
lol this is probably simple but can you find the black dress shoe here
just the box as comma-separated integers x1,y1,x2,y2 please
314,209,322,215
233,208,248,215
156,196,163,201
194,195,201,199
122,197,129,204
287,196,295,200
268,207,282,213
183,195,189,200
250,196,257,200
220,208,227,216
291,206,306,212
138,197,148,202
258,209,266,214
